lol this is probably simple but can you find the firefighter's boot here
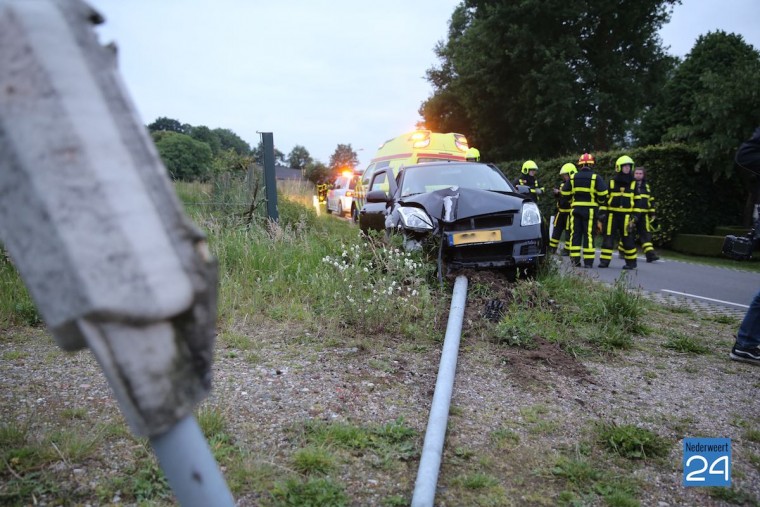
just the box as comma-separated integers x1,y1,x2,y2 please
646,251,660,263
622,259,637,270
598,261,609,268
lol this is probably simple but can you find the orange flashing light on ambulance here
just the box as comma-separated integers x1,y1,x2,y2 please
353,130,469,224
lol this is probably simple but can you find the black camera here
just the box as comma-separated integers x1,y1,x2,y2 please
723,205,760,260
722,234,755,260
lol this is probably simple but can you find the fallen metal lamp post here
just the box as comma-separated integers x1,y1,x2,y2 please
411,275,468,507
0,1,233,504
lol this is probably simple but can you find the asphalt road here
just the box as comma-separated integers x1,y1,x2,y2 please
563,253,760,316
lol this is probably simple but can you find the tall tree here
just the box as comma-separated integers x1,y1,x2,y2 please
328,144,359,174
420,0,677,161
189,125,222,156
304,160,330,185
637,31,760,223
287,145,313,171
148,116,189,135
214,128,252,156
153,132,213,181
252,140,285,165
637,31,760,174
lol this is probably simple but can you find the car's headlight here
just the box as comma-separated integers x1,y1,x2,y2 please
398,206,434,231
520,201,541,226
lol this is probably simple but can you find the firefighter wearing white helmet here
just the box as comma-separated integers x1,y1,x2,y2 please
465,147,480,162
515,160,544,201
549,163,577,255
598,155,638,269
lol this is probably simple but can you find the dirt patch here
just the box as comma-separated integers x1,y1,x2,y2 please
448,268,514,324
498,336,593,386
449,268,593,387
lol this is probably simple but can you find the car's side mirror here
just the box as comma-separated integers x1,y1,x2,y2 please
515,184,531,194
366,190,389,203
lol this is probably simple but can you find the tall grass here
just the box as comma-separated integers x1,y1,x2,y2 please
182,177,441,339
491,261,648,354
0,252,41,328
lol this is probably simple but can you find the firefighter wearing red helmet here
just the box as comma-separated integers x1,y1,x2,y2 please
578,152,595,167
560,153,608,267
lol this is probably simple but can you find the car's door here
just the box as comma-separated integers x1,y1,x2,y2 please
327,177,343,212
359,168,396,232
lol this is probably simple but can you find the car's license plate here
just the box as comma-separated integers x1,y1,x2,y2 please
450,229,502,246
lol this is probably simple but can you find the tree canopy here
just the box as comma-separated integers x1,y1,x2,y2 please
153,132,213,181
213,128,251,156
304,160,330,185
189,125,222,156
251,139,285,166
328,144,359,173
287,145,313,171
636,31,760,179
147,116,189,135
420,0,678,161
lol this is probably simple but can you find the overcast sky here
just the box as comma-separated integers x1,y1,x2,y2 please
87,0,760,169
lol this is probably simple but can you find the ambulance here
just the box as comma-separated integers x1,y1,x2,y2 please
353,130,469,223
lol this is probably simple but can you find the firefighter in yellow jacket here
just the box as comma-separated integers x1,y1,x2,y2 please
631,166,660,262
549,163,576,255
599,155,638,269
561,153,608,267
516,160,545,201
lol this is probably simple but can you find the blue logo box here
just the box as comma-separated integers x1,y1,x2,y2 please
683,438,731,487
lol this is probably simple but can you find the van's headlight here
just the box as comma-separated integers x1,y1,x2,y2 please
398,207,434,231
520,202,541,226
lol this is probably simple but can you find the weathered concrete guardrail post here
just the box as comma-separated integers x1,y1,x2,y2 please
0,1,233,504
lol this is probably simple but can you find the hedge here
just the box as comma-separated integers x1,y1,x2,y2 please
670,234,725,256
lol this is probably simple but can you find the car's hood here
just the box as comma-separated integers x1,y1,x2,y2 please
399,187,525,222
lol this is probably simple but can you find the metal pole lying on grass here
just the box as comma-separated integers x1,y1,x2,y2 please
411,275,469,507
151,416,235,507
0,1,233,504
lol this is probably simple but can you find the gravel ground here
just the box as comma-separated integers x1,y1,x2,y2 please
1,289,759,506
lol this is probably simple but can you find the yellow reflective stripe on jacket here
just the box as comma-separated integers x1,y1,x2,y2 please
607,179,635,212
569,173,607,207
632,182,655,213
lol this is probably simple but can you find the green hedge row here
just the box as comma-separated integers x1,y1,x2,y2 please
496,143,744,247
670,234,725,256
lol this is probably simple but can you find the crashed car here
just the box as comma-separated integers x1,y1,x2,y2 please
359,161,547,272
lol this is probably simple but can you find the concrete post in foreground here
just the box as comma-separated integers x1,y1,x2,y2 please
0,1,232,504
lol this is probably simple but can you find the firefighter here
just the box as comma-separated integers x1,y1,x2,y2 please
465,147,481,162
516,160,544,201
599,155,638,269
561,153,608,267
631,166,660,262
549,163,576,255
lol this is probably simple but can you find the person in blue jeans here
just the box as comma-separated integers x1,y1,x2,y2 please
731,126,760,365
